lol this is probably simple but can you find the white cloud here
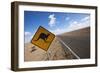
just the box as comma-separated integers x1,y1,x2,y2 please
25,32,31,36
50,16,90,35
25,31,32,43
25,37,31,43
48,14,56,27
50,28,67,35
67,16,90,31
50,28,64,35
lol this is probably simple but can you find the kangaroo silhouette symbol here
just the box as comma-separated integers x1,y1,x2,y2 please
35,33,50,42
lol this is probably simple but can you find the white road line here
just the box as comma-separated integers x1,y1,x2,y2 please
58,38,80,59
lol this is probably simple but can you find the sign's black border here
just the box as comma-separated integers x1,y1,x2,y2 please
11,1,97,71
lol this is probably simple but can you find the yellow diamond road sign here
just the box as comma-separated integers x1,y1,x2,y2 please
31,26,55,51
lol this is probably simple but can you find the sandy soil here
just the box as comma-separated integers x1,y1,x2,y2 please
24,37,73,61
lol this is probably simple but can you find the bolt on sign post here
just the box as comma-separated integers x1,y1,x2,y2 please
31,26,55,51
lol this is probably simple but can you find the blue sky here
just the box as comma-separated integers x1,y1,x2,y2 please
24,11,90,43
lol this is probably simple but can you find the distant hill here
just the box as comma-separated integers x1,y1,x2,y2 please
57,27,90,37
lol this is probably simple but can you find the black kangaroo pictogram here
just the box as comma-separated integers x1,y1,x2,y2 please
35,33,50,42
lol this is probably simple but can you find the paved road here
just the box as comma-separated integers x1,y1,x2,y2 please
58,38,80,59
57,36,90,59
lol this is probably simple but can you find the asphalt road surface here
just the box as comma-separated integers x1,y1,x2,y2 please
57,27,90,59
